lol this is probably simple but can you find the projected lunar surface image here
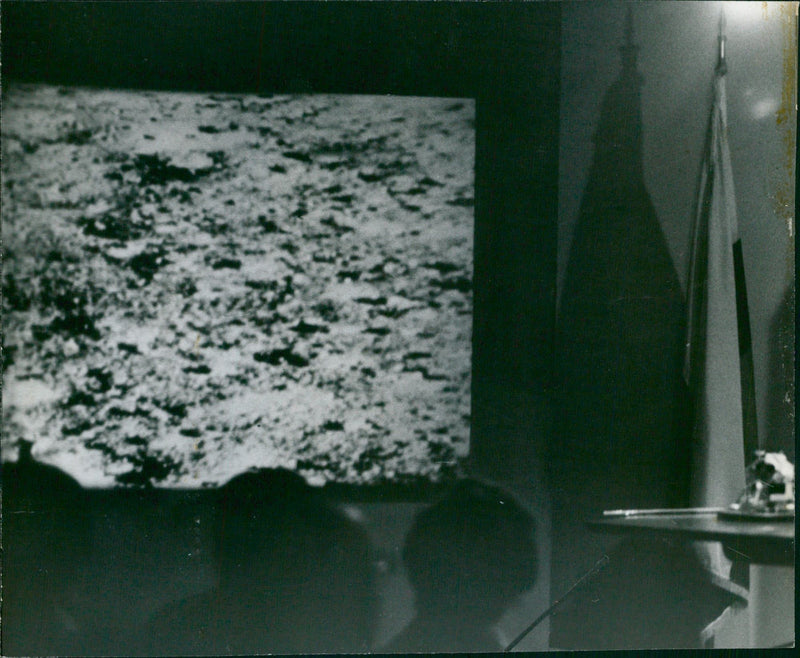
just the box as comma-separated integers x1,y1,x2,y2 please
2,87,474,487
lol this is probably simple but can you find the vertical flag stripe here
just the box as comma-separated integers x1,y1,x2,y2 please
733,239,759,462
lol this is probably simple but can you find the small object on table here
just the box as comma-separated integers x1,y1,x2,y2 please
719,451,795,521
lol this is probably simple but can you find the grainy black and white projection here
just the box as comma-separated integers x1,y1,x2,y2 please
2,87,474,487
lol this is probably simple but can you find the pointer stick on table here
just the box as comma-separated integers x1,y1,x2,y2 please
602,506,727,518
504,554,611,652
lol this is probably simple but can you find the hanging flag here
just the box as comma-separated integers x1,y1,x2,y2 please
683,12,758,585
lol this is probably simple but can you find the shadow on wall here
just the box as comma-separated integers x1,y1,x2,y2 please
551,13,690,648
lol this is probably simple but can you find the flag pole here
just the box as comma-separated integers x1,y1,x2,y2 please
717,9,727,75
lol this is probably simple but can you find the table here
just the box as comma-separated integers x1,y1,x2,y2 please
588,512,794,648
588,512,794,565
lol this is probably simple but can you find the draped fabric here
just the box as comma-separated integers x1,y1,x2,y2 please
684,62,757,586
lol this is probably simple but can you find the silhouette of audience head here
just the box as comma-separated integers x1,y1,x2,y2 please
208,467,378,653
393,479,537,651
213,467,312,587
1,440,92,655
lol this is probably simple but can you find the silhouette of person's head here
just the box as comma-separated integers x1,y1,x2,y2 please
213,467,311,587
403,479,537,628
209,467,377,653
1,440,92,654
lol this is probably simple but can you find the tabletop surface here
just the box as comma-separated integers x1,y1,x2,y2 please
588,512,795,565
589,512,794,542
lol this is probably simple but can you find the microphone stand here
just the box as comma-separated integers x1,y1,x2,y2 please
504,554,611,652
